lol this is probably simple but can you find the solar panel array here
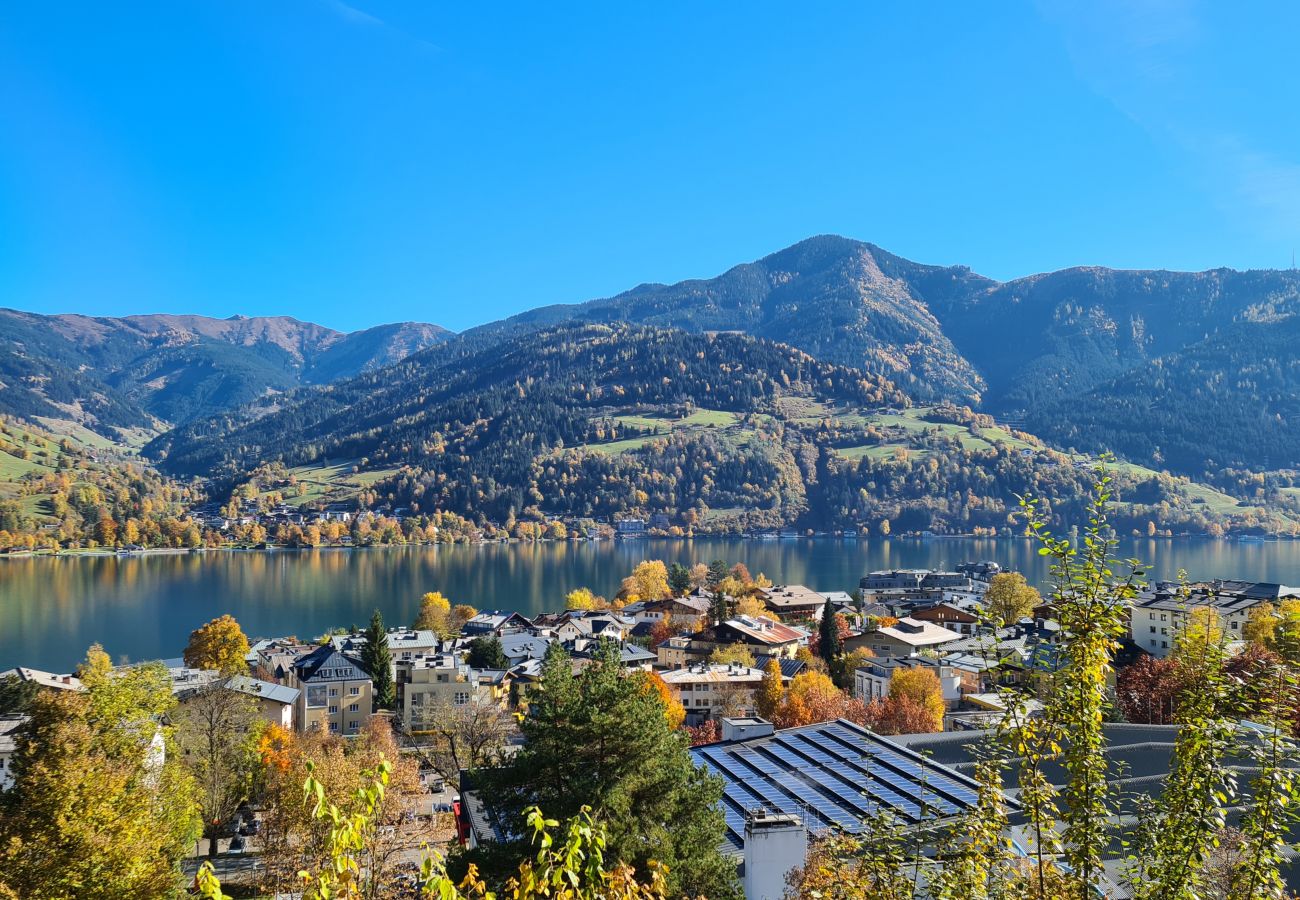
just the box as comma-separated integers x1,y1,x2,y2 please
691,719,984,854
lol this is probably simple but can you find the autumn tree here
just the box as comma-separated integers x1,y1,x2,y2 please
174,680,264,855
708,644,756,667
619,560,672,603
1242,601,1278,649
566,587,607,611
983,572,1042,626
756,658,784,720
646,672,686,730
416,697,516,785
450,603,479,635
774,671,866,729
183,614,251,675
887,667,945,732
1115,654,1186,725
360,609,395,711
736,594,769,618
413,591,451,634
0,647,200,899
256,720,431,898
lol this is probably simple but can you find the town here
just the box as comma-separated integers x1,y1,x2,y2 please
4,550,1298,899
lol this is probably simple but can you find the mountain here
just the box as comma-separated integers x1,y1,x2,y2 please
149,323,1293,536
0,310,452,438
460,237,1300,479
464,235,995,404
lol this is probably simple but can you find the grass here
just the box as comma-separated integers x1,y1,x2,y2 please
582,408,747,455
267,461,402,505
834,445,930,461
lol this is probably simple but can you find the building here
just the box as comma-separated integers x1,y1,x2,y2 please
1130,580,1300,657
844,617,962,658
0,667,82,692
853,656,962,705
397,654,510,732
659,663,767,724
691,717,988,895
633,595,711,628
226,675,300,730
909,602,981,636
462,611,532,636
0,715,26,789
288,645,373,736
760,585,829,621
712,615,807,658
331,628,441,666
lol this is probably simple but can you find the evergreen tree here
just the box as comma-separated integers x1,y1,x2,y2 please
360,609,395,711
474,642,740,899
706,559,729,588
818,597,842,665
466,636,509,670
667,562,691,597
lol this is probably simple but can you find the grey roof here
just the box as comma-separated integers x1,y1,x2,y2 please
499,633,553,661
754,654,807,680
226,675,300,706
691,719,988,856
0,715,27,755
292,645,369,683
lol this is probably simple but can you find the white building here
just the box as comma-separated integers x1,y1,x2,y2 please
1130,580,1299,658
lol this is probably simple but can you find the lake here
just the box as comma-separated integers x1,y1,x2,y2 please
6,537,1300,672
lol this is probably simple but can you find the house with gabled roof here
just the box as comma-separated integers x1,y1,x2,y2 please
288,645,373,736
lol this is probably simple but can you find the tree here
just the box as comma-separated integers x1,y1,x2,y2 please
183,614,251,675
887,667,945,732
774,671,866,729
566,587,606,611
413,591,451,634
450,603,479,635
667,563,691,597
0,648,200,899
646,672,686,730
1115,654,1186,725
256,720,432,898
817,597,844,665
0,674,40,715
983,572,1041,626
708,644,756,667
174,681,263,855
756,658,784,720
474,642,741,899
1243,601,1278,649
620,560,672,603
706,559,729,589
736,594,769,618
360,609,395,711
467,635,509,670
418,697,515,785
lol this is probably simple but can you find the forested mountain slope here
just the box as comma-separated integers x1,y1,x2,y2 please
149,323,1293,536
0,309,451,437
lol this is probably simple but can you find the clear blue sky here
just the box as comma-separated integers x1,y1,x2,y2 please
3,1,1299,333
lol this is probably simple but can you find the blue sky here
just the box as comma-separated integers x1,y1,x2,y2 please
3,1,1299,333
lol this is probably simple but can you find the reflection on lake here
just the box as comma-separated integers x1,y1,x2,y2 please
5,537,1300,671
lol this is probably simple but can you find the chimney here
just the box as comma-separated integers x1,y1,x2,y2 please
743,810,807,900
721,717,775,742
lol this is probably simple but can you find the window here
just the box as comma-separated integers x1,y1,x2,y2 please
348,721,360,731
453,691,470,705
349,703,359,712
1161,641,1169,649
1160,613,1168,622
1161,628,1168,635
1231,621,1239,629
1149,626,1156,633
306,684,327,708
329,705,338,714
349,686,360,695
329,688,338,697
329,722,339,733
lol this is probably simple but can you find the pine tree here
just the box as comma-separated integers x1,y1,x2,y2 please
360,609,395,711
818,597,842,665
667,562,691,597
474,642,741,899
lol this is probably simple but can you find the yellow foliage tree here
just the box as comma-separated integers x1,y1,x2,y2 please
708,644,756,667
413,591,451,634
756,658,784,720
645,672,686,730
983,572,1042,626
1243,601,1277,649
736,595,769,618
619,560,671,603
183,615,251,675
887,667,945,733
566,587,607,611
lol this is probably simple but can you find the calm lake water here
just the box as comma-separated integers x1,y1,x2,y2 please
6,537,1300,672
